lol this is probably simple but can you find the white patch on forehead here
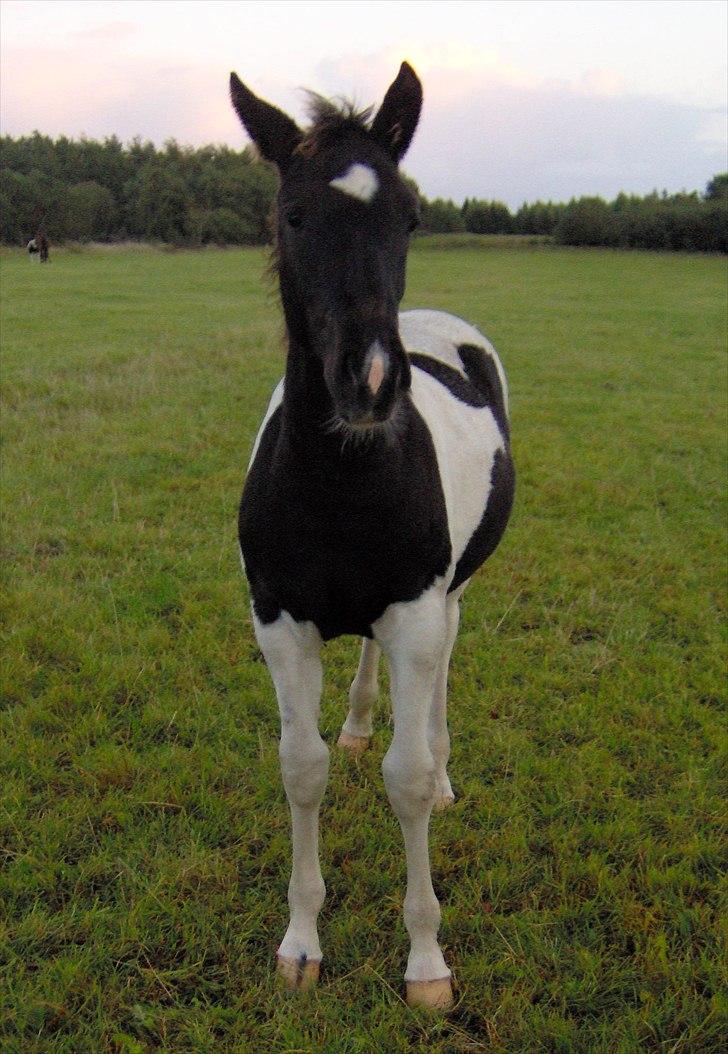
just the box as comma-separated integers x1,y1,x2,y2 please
329,163,379,203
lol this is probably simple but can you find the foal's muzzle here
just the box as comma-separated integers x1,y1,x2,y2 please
337,334,410,428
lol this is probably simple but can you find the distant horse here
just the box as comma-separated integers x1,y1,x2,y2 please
27,232,49,263
231,61,514,1009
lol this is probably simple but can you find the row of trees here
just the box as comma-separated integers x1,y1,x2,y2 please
425,177,728,253
0,133,276,247
425,197,562,236
1,132,726,252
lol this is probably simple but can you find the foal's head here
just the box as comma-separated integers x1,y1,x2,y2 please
230,63,423,430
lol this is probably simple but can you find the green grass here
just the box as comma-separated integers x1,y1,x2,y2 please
1,242,726,1053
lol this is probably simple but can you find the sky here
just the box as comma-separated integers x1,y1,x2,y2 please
1,0,726,207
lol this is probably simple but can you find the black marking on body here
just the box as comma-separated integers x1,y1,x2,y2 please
239,400,452,640
456,343,509,438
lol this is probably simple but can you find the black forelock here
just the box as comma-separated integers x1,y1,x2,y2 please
296,93,375,156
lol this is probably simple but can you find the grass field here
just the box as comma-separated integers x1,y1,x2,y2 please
1,241,726,1053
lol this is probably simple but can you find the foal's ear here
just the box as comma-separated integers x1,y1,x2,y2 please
370,62,423,163
230,72,302,171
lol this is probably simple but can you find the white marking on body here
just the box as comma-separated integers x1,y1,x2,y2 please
248,378,284,469
399,308,510,415
329,163,379,202
409,365,504,583
241,379,284,577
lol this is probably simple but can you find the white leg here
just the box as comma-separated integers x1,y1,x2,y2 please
429,594,460,810
338,637,380,755
253,611,328,990
375,589,454,1010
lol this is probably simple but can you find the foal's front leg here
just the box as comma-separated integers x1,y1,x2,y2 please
375,591,454,1010
253,612,328,989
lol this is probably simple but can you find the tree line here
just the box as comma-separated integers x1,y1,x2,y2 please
0,133,276,247
1,132,726,253
431,178,728,253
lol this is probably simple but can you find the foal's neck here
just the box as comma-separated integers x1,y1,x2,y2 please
281,337,332,437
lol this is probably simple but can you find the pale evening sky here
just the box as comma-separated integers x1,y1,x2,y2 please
1,0,726,207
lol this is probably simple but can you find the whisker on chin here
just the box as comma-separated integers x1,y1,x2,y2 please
323,403,406,453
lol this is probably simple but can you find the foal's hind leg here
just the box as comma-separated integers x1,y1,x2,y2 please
338,637,380,756
429,591,462,811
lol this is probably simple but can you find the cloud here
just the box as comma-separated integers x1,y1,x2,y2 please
414,76,725,205
73,21,139,41
0,40,244,147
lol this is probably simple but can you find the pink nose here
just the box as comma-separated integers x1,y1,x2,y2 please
367,353,385,395
362,340,390,401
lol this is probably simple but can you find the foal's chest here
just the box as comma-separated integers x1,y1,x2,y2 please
239,405,452,639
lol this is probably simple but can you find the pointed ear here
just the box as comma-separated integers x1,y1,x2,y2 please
370,62,423,163
229,72,302,171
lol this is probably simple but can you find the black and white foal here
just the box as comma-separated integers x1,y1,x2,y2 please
231,62,514,1009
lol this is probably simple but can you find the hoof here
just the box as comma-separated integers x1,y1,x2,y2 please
337,731,369,757
433,792,455,812
406,976,454,1010
276,955,320,991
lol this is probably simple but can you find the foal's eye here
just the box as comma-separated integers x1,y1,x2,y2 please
285,206,306,229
